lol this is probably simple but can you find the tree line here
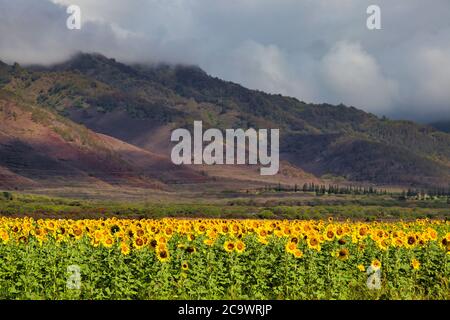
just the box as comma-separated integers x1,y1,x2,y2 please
260,183,450,200
262,183,387,195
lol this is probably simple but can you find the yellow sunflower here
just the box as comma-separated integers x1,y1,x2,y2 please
72,227,83,240
336,248,350,260
306,235,321,251
120,243,131,255
258,236,269,245
134,237,145,250
335,226,345,239
323,226,335,241
0,229,9,243
411,258,420,270
181,261,189,271
157,249,170,263
186,246,197,254
405,233,417,248
285,241,297,253
235,240,246,253
203,238,215,246
371,259,382,270
427,228,438,241
293,249,303,258
224,240,235,252
102,236,114,248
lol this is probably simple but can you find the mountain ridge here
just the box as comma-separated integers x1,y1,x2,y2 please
1,53,449,189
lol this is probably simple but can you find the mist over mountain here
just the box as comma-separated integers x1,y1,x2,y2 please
1,0,450,122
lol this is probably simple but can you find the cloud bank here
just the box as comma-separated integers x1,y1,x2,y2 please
0,0,449,122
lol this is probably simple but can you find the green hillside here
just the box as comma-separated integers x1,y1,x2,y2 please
1,53,449,188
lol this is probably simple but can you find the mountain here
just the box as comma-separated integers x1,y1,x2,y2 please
1,53,449,189
0,89,206,190
430,121,450,133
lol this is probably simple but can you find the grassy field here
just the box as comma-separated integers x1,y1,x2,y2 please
1,190,449,220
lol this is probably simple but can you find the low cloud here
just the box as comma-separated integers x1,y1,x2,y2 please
320,42,398,115
0,0,449,122
217,41,317,102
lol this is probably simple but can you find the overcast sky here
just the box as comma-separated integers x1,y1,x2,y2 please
0,0,449,122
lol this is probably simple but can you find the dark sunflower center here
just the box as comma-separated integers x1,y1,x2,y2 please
187,247,195,253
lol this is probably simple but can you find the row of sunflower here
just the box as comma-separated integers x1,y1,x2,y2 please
0,216,449,299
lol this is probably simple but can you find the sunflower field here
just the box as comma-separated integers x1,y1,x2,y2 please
0,216,449,300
